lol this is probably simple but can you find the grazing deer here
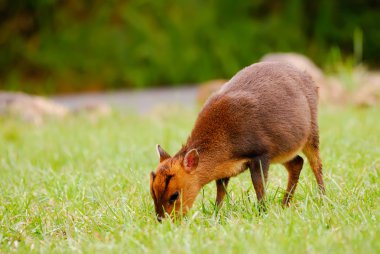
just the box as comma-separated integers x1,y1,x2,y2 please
150,62,325,221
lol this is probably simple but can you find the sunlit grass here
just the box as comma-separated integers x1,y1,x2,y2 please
0,106,379,253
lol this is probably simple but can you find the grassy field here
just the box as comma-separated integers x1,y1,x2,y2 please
0,106,379,253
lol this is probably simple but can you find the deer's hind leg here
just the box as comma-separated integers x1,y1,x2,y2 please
303,133,325,194
282,155,304,206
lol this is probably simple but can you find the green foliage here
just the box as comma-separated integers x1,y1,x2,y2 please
0,0,379,93
0,107,379,253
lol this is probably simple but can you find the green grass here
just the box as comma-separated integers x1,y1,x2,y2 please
0,106,379,253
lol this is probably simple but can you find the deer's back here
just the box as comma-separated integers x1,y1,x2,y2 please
193,62,318,162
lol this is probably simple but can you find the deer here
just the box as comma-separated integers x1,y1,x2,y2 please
150,62,325,221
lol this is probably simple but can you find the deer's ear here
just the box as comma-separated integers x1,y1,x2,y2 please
156,144,171,162
183,149,199,173
150,171,156,181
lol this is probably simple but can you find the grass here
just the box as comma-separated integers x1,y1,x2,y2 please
0,106,379,253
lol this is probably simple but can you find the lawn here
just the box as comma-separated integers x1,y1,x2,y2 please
0,106,379,253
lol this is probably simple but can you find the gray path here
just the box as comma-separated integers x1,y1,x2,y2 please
52,86,198,113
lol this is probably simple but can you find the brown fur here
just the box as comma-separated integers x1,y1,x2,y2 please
150,62,325,220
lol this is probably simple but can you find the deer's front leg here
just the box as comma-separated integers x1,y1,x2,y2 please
248,155,269,203
216,178,230,206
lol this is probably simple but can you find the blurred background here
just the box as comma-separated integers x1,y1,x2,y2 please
1,0,379,94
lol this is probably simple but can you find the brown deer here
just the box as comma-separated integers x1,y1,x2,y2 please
150,62,325,221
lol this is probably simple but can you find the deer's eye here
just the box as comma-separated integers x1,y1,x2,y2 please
169,191,179,204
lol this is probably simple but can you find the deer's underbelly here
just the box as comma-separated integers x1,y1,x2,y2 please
214,159,249,179
270,139,307,164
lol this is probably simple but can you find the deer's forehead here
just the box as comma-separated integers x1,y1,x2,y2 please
153,159,184,191
153,168,171,188
152,175,172,201
153,173,166,187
